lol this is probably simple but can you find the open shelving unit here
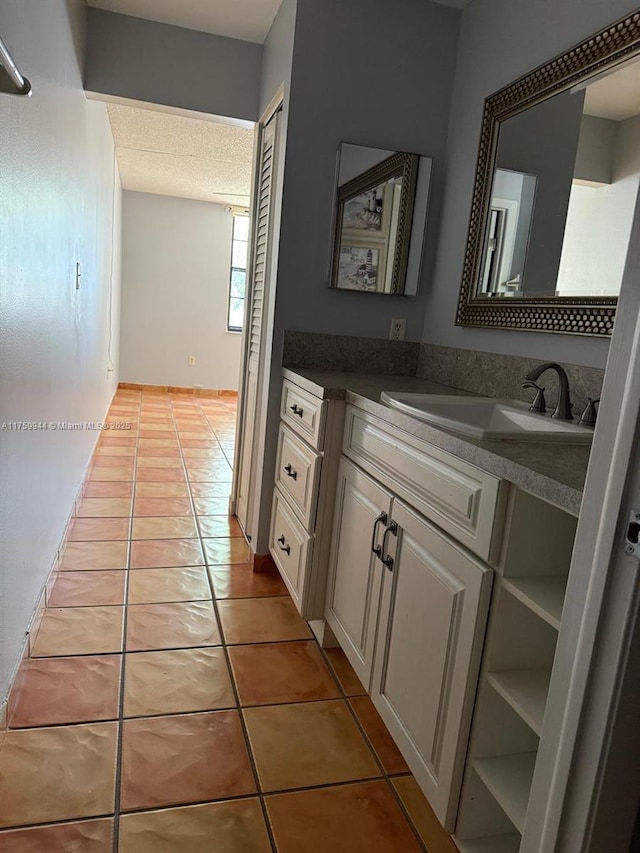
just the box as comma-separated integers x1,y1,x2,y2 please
456,836,521,853
486,668,551,736
501,576,565,630
474,752,537,832
453,490,578,852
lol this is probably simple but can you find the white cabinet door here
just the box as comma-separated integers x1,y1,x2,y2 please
325,458,392,691
371,499,493,830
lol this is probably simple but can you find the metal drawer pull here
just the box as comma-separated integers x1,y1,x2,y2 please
381,521,398,571
284,463,298,480
277,534,291,556
289,403,304,418
370,511,388,559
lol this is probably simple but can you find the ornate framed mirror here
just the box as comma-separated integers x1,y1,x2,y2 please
328,142,433,296
456,11,640,335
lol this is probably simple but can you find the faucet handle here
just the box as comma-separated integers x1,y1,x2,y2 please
522,380,546,414
578,397,600,428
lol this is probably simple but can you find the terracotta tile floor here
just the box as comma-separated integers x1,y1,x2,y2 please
0,389,449,852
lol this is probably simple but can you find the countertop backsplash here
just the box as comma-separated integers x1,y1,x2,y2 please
417,343,604,416
282,331,419,376
282,331,604,416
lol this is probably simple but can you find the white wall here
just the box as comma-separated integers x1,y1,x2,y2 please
0,1,122,699
119,192,242,390
421,0,639,369
557,116,640,296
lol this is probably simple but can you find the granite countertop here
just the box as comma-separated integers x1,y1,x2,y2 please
282,367,591,516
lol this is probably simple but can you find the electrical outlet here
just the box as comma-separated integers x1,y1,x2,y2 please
188,356,196,366
389,318,406,341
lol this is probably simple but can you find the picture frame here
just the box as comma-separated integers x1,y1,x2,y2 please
330,150,419,294
335,241,388,292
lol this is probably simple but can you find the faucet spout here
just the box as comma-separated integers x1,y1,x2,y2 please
524,362,573,420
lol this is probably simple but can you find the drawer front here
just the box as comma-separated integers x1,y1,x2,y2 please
281,379,326,450
270,487,312,609
343,406,503,561
275,424,321,529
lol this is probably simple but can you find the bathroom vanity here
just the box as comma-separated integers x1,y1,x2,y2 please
269,367,589,849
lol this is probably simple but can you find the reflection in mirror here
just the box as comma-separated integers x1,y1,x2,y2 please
481,169,537,294
457,12,639,335
476,56,640,300
330,143,432,295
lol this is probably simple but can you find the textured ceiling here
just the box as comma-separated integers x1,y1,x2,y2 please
86,0,283,43
107,104,254,206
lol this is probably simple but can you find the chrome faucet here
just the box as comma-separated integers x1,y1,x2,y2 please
524,362,573,420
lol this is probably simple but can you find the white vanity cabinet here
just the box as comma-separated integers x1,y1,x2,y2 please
325,405,501,829
269,377,345,620
325,458,392,687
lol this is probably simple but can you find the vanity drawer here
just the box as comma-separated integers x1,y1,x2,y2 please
281,379,326,450
270,487,312,608
275,424,321,529
343,406,504,561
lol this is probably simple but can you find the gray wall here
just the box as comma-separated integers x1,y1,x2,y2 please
274,0,460,344
496,90,585,295
259,0,297,117
574,115,617,185
251,0,298,549
119,192,243,390
84,8,263,121
0,1,122,700
252,0,461,552
421,0,640,369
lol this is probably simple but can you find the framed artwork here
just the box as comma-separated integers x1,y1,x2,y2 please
331,150,418,294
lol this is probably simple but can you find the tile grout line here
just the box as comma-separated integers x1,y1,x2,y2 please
111,391,142,853
177,394,280,853
2,392,429,848
317,646,430,853
183,394,426,850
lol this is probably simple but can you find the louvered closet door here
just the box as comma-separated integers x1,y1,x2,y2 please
236,110,280,534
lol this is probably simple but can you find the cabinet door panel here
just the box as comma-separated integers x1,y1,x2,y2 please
325,458,392,690
270,487,312,609
372,500,493,830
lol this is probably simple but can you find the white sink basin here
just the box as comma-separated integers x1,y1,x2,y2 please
380,393,594,444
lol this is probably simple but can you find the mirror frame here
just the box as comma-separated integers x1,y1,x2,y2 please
456,10,640,336
330,151,419,294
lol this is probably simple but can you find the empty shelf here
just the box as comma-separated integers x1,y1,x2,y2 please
488,668,552,735
474,752,537,833
455,835,521,853
502,576,566,629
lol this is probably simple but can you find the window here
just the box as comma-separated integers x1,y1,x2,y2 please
228,214,249,332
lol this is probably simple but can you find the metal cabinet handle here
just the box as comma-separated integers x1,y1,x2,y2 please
284,463,298,480
370,511,388,559
381,521,398,571
289,404,304,418
277,534,291,556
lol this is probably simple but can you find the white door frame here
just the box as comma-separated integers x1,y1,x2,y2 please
523,194,640,852
231,87,285,550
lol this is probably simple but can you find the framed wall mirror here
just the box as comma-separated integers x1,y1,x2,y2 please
457,11,640,335
329,142,432,295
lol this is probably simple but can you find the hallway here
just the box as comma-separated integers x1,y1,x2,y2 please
0,388,440,852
